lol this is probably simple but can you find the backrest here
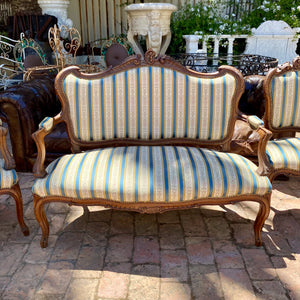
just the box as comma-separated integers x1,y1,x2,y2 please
48,25,81,69
0,35,19,60
263,57,300,132
105,43,129,67
55,50,244,150
23,54,44,69
13,37,47,70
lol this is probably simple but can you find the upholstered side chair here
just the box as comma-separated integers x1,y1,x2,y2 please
0,120,29,235
257,56,300,182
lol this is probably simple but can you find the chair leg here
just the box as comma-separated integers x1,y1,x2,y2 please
33,194,49,248
10,184,30,236
253,194,271,246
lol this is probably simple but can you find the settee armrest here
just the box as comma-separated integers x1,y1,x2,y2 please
247,115,264,130
32,114,63,178
238,112,273,175
0,120,16,170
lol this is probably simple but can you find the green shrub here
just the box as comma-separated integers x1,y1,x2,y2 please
168,0,300,54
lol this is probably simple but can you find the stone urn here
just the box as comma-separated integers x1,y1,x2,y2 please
125,3,177,57
38,0,73,27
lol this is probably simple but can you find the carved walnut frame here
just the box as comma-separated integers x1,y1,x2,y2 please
0,125,29,236
261,56,300,181
32,50,271,248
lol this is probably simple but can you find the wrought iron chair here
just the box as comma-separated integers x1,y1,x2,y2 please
48,24,81,69
89,36,133,69
0,119,29,236
0,35,23,89
1,34,55,84
13,36,47,70
12,35,56,81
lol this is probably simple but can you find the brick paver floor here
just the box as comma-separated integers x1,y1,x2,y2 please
0,172,300,299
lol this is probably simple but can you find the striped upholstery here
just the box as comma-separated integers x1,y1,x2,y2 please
63,66,237,142
270,71,300,129
266,137,300,170
0,159,18,189
33,146,271,200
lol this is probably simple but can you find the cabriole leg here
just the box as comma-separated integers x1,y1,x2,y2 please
11,184,29,236
253,195,271,246
33,195,49,248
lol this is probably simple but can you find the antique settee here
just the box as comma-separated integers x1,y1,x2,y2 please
30,50,272,248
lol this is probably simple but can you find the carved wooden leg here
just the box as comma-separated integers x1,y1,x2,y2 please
253,194,271,246
33,194,49,248
10,184,29,236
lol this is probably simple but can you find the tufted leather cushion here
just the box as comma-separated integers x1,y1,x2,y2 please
33,146,271,200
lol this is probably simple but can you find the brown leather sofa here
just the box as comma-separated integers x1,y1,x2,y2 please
0,76,71,172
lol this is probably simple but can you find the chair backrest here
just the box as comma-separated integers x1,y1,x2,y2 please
105,43,129,67
48,24,81,69
0,35,19,60
55,50,244,150
23,54,44,69
13,37,47,70
263,56,300,133
0,35,23,89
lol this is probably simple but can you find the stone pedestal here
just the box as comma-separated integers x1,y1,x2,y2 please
125,3,177,57
38,0,72,28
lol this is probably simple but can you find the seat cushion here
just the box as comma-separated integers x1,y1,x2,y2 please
0,159,18,189
266,137,300,170
32,146,271,201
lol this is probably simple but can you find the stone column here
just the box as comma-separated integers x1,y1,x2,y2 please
183,35,200,53
213,37,220,66
38,0,73,28
227,37,235,65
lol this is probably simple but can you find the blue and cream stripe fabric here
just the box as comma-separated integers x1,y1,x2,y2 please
266,137,300,170
63,66,237,142
248,115,264,129
0,159,18,189
39,117,53,131
32,146,271,200
270,71,300,129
